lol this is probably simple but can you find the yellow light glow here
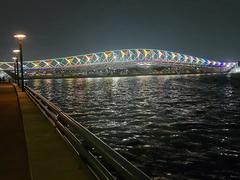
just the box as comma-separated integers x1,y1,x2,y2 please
105,51,113,58
171,52,176,59
144,49,150,57
66,57,73,63
14,34,26,40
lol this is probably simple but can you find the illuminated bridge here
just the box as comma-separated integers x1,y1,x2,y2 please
0,49,238,78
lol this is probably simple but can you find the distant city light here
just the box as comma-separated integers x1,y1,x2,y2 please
138,63,152,66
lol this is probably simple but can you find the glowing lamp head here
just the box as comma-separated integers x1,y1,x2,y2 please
12,57,17,62
14,34,26,41
13,49,20,54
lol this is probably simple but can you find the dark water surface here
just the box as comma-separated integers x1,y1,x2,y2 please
26,74,240,179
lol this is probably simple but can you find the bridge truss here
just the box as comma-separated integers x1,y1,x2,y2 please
0,49,237,71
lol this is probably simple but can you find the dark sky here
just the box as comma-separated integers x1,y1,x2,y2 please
0,0,240,61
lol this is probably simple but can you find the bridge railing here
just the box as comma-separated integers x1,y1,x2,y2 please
24,86,151,180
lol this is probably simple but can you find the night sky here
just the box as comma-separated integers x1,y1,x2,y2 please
0,0,240,61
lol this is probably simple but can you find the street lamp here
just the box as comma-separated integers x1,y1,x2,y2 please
14,34,26,91
13,49,20,86
12,57,17,84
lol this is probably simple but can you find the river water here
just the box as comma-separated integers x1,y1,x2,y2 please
26,74,240,179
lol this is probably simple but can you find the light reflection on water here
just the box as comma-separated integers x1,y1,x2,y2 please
26,74,240,179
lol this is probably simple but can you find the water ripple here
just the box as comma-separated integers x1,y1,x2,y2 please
26,74,240,179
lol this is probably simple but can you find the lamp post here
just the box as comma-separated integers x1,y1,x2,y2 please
12,57,17,83
14,34,26,91
13,49,20,86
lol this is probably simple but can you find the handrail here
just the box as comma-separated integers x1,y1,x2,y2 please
24,86,152,180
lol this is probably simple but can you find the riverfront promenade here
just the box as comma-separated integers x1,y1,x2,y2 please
0,83,31,179
0,83,94,180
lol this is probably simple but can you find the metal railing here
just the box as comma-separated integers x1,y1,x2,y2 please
24,86,152,180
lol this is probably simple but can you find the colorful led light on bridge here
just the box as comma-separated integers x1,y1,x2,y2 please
0,49,238,72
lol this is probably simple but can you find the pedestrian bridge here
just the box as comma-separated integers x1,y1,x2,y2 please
0,49,238,77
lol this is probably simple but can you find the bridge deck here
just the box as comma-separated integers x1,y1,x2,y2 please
0,83,94,180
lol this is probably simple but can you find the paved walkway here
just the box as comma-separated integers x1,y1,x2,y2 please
0,83,31,180
0,83,94,180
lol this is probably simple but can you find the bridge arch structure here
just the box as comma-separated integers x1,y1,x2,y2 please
0,49,237,74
